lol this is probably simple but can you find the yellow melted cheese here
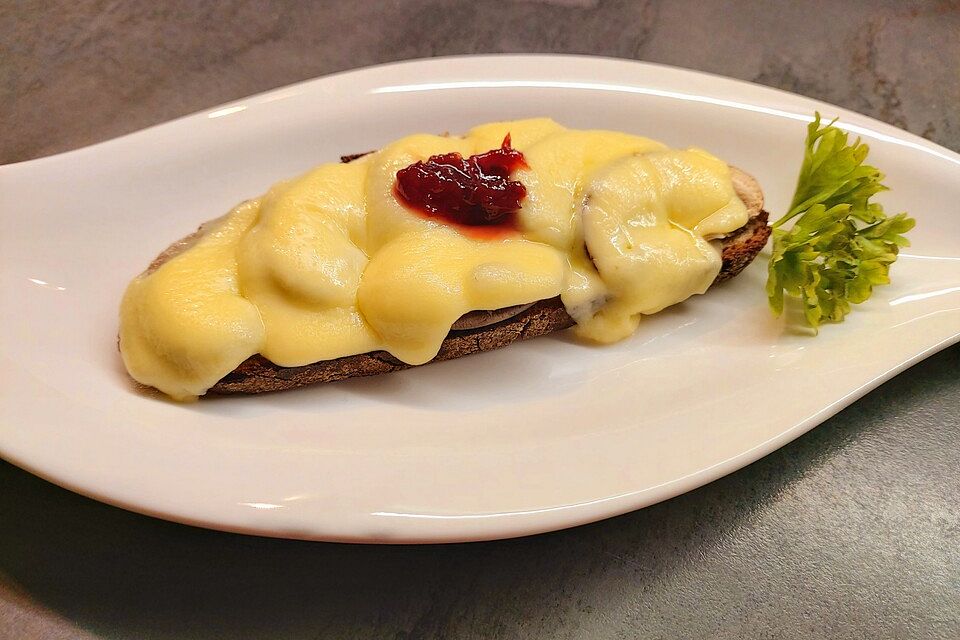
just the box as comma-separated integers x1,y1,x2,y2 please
119,119,749,400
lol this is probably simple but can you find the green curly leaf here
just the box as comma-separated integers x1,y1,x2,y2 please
766,114,915,330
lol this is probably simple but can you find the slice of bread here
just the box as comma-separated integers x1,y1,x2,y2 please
136,165,770,395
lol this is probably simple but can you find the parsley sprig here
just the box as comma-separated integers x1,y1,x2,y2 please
766,113,915,329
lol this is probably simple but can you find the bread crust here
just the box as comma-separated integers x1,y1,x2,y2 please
211,208,770,393
131,160,771,395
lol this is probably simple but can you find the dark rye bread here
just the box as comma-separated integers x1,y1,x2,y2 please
136,164,771,395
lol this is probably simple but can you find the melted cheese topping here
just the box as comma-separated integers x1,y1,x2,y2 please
119,119,748,400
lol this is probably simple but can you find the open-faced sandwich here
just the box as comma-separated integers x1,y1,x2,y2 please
119,118,774,400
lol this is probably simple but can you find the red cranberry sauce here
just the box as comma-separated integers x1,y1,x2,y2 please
394,135,528,230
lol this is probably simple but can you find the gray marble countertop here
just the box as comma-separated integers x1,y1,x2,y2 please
2,2,958,638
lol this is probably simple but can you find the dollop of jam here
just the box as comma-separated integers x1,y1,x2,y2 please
395,135,528,231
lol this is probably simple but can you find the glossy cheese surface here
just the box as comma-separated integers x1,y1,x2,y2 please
119,119,749,400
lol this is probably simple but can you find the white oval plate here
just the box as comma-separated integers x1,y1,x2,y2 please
1,55,958,543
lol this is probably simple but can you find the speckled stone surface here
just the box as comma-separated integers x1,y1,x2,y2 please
1,1,958,638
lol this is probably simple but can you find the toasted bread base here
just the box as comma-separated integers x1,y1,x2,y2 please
129,160,771,396
209,208,770,394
